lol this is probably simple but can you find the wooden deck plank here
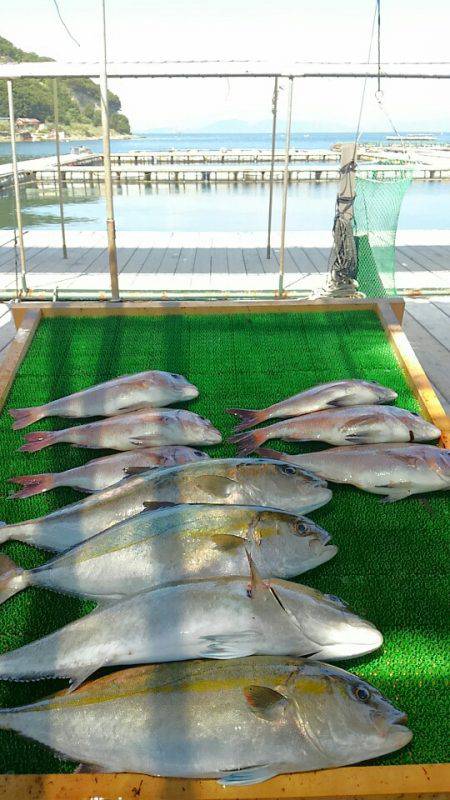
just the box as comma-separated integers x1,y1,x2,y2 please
404,299,450,352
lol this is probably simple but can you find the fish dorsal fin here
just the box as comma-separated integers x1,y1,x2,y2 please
192,474,238,498
142,501,178,511
243,685,288,721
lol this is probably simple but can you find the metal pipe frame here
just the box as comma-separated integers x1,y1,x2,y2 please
6,80,27,294
99,0,120,301
266,76,278,259
278,77,294,298
53,79,68,259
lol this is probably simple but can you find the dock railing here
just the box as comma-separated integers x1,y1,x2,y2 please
1,59,450,301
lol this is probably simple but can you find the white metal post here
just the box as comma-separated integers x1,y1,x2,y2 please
278,76,294,297
266,75,278,258
53,79,68,258
99,0,120,300
7,79,27,293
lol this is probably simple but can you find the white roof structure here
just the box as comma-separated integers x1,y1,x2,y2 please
0,60,449,80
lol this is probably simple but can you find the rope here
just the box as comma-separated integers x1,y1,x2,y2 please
377,0,381,94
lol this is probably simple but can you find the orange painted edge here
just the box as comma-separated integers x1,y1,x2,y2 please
0,764,449,800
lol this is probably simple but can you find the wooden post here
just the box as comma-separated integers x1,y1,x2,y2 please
99,0,120,301
278,77,294,297
53,79,68,258
7,80,27,293
266,76,278,258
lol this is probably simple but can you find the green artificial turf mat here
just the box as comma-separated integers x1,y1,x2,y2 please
0,309,448,773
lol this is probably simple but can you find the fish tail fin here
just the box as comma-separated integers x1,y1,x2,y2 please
0,554,27,605
20,430,59,453
225,408,267,433
8,472,57,499
254,447,295,463
10,406,47,431
228,428,269,456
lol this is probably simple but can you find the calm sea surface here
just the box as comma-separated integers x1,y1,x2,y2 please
1,132,449,231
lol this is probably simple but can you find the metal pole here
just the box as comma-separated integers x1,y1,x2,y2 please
99,0,120,300
53,79,68,258
266,75,278,258
278,76,293,297
7,80,27,293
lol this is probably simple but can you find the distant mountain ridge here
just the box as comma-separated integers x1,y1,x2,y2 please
0,35,130,135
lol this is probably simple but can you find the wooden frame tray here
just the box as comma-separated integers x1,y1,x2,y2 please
0,297,448,800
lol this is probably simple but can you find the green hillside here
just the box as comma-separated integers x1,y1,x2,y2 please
0,35,131,136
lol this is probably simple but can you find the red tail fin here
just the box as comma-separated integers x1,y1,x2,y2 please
20,431,58,453
228,428,269,456
225,408,267,434
10,406,46,431
9,473,56,499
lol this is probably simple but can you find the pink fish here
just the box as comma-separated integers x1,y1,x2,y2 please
20,409,222,453
226,380,397,433
10,371,199,430
229,405,440,455
9,446,210,498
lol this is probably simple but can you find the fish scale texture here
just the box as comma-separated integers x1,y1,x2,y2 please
0,310,448,774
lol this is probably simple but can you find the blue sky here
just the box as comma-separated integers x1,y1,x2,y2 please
2,0,450,131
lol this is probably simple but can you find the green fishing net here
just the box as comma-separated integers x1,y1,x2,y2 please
354,172,413,296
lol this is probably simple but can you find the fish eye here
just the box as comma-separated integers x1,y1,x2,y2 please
296,520,309,534
411,411,419,416
194,450,204,457
354,685,371,703
278,464,296,476
171,373,181,379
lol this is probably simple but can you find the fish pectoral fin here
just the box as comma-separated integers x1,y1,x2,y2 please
211,533,245,552
243,685,289,721
344,433,373,443
199,631,259,659
124,466,154,476
246,551,318,645
193,474,238,498
218,764,280,787
69,666,101,693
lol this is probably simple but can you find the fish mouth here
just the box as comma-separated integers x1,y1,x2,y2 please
182,385,200,399
205,428,223,444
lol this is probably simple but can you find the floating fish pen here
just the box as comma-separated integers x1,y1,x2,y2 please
0,297,448,799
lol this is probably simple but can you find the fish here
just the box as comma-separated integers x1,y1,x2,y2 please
226,379,398,432
9,370,199,430
0,657,412,781
8,446,210,498
0,504,336,604
0,458,332,552
0,556,380,686
256,444,450,502
229,405,441,455
20,408,222,453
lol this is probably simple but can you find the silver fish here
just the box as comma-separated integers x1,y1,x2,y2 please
0,458,332,552
10,370,199,430
226,379,397,432
9,446,210,498
0,558,381,686
230,405,441,455
0,504,336,604
20,408,222,452
0,658,412,781
257,444,450,502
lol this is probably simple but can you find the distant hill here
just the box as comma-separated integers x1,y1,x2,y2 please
0,35,131,135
